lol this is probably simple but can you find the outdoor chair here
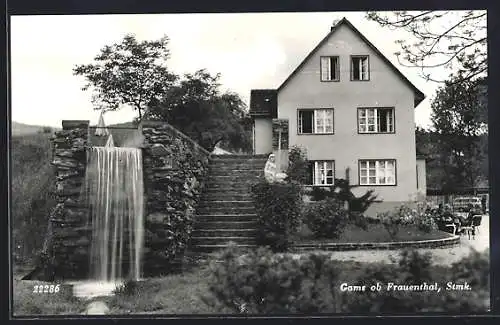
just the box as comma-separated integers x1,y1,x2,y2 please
459,218,475,240
471,214,483,235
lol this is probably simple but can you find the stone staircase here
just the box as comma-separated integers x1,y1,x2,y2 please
188,154,268,254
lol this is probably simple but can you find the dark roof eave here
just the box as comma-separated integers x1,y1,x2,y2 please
277,17,425,108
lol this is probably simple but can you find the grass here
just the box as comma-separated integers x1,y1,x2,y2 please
294,223,450,245
12,280,86,316
11,250,489,316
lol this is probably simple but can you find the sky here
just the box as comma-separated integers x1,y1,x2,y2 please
10,11,484,128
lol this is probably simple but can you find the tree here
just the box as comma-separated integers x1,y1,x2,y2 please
430,76,487,189
366,11,487,84
74,34,177,120
144,69,252,152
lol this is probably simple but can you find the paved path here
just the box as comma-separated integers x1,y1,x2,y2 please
325,214,489,266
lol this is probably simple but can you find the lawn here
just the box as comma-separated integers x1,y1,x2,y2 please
293,223,451,245
12,249,488,316
10,260,391,316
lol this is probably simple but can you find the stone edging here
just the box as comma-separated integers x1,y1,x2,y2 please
141,120,212,157
292,234,460,252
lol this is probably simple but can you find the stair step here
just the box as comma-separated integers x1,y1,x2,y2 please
191,244,258,253
202,194,253,201
193,229,258,237
191,236,256,245
194,220,258,229
197,206,256,214
196,214,258,222
211,155,268,160
205,182,257,188
209,170,263,176
198,200,254,209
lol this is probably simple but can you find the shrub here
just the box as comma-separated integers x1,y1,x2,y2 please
251,181,302,252
286,146,309,184
340,249,489,313
308,179,377,215
205,246,340,314
303,198,349,239
114,279,140,296
206,247,489,314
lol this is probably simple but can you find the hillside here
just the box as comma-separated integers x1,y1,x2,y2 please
12,121,60,136
11,133,56,267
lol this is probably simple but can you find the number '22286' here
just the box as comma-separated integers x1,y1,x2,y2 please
33,284,60,293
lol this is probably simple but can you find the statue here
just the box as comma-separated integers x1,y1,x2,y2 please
264,153,287,183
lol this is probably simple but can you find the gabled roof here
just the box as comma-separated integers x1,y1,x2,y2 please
277,17,425,108
249,89,278,117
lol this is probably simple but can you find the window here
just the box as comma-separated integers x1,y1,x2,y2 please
320,56,340,81
358,108,394,133
310,161,335,185
359,160,396,185
351,56,369,81
298,109,334,134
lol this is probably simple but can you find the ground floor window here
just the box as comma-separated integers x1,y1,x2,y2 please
308,161,335,185
359,159,396,185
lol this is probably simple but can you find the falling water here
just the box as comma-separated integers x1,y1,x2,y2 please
83,136,144,282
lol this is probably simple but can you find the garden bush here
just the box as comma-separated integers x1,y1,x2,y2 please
342,249,489,313
378,205,438,240
286,146,309,184
206,247,489,314
251,180,302,252
303,198,349,239
205,246,340,314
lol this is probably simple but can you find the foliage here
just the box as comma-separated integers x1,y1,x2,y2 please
308,178,377,215
303,198,349,239
416,127,488,190
206,246,340,314
74,34,177,119
114,280,140,296
378,205,438,239
366,10,487,84
250,180,303,252
286,146,309,184
343,250,489,313
11,134,56,266
206,247,489,314
430,76,488,189
145,70,252,152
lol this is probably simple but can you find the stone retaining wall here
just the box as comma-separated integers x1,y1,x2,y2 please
292,234,460,252
34,120,211,280
141,121,211,276
43,120,91,279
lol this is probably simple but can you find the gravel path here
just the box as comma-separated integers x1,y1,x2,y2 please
322,214,490,265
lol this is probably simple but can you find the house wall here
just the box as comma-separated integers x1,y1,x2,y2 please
278,23,418,207
254,118,273,155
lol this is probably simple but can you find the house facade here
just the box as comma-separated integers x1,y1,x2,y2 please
250,18,427,215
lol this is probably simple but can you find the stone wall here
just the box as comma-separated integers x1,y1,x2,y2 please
141,121,211,276
33,120,210,280
42,120,91,280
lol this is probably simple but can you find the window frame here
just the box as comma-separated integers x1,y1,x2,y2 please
310,160,335,186
297,108,335,135
358,159,397,186
357,107,396,134
350,55,370,81
320,56,340,82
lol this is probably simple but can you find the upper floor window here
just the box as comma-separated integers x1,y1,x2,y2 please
351,56,369,81
320,56,340,81
307,161,335,185
358,107,395,133
298,109,334,134
359,159,396,185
